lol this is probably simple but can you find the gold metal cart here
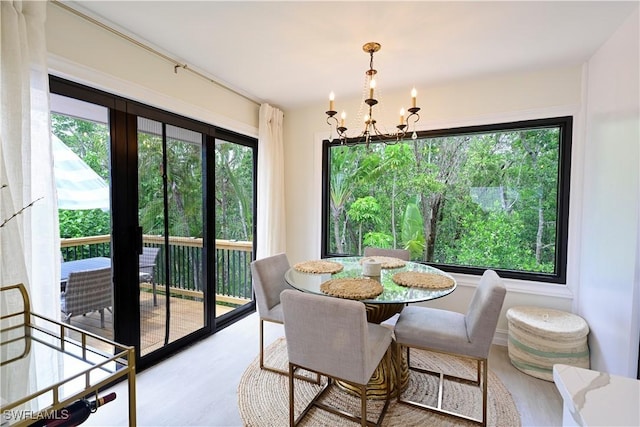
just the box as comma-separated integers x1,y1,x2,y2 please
1,283,136,426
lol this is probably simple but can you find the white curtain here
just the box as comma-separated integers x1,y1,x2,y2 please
0,1,59,413
256,103,286,259
1,1,59,318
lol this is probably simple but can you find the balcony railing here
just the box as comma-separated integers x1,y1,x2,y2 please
60,235,254,303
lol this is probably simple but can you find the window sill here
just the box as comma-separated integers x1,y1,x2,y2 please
451,272,574,299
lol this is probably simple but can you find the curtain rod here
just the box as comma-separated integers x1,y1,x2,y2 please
50,0,261,106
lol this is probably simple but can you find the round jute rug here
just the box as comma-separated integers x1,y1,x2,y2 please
238,338,521,427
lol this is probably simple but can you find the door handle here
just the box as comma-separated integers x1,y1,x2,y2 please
137,226,143,254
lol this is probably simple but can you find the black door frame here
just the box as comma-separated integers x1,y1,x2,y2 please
49,76,257,371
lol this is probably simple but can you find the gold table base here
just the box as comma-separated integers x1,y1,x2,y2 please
336,303,409,399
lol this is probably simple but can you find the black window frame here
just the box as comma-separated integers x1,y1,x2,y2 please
321,116,572,284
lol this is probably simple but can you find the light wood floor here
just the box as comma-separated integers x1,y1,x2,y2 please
67,291,239,355
83,311,563,427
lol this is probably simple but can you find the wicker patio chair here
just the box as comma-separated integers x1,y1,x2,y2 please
61,266,113,328
139,246,161,306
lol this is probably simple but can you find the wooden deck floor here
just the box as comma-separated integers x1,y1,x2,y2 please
66,291,246,355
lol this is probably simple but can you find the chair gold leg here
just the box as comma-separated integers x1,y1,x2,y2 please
260,319,320,384
360,384,367,427
386,347,391,404
406,345,411,368
259,319,265,369
482,359,488,427
290,358,391,427
397,345,487,426
289,363,295,427
396,343,402,403
375,347,392,426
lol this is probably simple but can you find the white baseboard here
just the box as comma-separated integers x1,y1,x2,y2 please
494,327,509,347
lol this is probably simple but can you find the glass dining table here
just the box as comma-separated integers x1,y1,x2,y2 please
284,256,457,398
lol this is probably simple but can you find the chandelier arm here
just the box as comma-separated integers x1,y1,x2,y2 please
336,125,348,141
371,121,385,138
371,121,401,144
326,114,349,143
406,111,420,130
396,124,407,141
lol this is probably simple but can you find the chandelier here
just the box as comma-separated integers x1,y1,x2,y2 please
325,42,420,146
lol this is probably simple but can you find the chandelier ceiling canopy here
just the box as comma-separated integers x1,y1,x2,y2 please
325,42,420,146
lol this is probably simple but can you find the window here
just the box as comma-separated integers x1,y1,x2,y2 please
322,116,572,283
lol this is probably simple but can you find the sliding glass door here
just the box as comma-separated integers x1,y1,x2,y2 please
214,137,256,318
51,93,113,343
50,76,257,370
137,117,205,356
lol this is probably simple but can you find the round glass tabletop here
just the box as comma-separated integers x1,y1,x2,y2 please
284,256,456,304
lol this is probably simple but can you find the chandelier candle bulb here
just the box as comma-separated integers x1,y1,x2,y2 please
340,111,346,127
329,92,335,112
411,88,417,108
400,108,405,125
369,79,376,99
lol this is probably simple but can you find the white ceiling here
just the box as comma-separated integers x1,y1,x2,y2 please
67,1,637,110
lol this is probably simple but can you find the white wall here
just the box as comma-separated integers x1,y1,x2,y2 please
578,7,640,377
45,3,259,137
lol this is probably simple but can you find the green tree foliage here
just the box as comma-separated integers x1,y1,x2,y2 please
347,196,381,254
215,141,254,241
58,209,110,238
447,210,535,270
137,127,203,238
363,231,393,249
51,114,109,179
401,199,425,259
328,126,561,274
138,131,166,236
53,115,255,245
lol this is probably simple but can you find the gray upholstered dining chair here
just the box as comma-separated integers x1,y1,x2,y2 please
363,246,411,261
281,289,393,427
393,269,506,426
250,253,295,376
61,266,113,328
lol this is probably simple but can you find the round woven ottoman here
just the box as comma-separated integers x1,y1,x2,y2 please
506,306,589,381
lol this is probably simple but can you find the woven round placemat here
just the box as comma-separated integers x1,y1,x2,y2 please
320,277,383,300
392,271,455,289
293,260,344,274
238,338,522,427
359,256,406,269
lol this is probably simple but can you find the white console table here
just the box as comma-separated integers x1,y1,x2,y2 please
553,364,639,426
